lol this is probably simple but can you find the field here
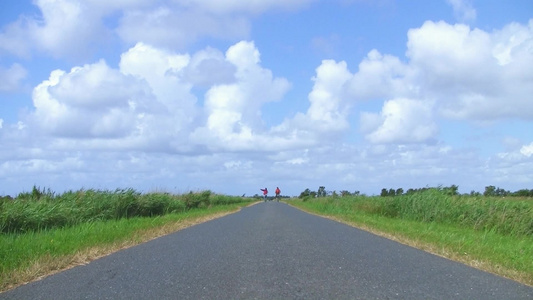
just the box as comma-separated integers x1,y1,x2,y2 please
289,188,533,286
0,188,254,292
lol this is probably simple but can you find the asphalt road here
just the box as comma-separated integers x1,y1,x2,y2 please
1,202,532,299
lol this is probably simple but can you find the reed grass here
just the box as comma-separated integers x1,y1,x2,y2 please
0,187,248,233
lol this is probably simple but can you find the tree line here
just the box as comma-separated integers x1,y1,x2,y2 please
298,185,533,199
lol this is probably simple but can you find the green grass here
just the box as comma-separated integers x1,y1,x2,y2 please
289,191,533,286
0,187,248,233
0,188,254,292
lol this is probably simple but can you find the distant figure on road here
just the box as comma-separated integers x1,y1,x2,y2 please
260,187,268,202
275,187,281,202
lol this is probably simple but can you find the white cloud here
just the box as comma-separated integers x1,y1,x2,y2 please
446,0,476,23
119,42,196,115
0,63,27,91
117,7,250,51
0,0,134,60
347,19,533,135
0,18,33,57
273,59,353,143
33,0,110,58
30,60,155,139
25,42,213,154
181,47,237,87
360,98,437,144
22,41,297,153
407,20,533,121
348,49,414,101
191,41,291,151
0,0,314,60
407,21,493,86
181,0,315,14
521,143,533,157
116,0,314,50
305,60,353,131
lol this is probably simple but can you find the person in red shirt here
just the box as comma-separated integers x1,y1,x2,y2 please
260,187,268,202
275,187,281,202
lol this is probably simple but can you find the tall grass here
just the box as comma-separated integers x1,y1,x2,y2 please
298,189,533,238
0,187,251,234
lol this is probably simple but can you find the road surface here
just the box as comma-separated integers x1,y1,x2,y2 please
1,202,531,299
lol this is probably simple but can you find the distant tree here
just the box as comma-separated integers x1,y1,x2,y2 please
484,185,496,197
449,184,459,196
470,190,481,197
317,186,327,197
396,188,404,196
353,190,360,196
380,188,388,197
513,189,533,197
299,188,311,199
388,188,396,197
340,190,351,197
441,185,459,196
495,187,509,197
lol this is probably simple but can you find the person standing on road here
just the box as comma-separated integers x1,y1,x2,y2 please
275,187,281,202
260,187,268,202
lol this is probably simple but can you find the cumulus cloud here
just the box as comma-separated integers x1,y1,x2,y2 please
22,41,296,153
33,0,113,59
446,0,477,23
360,98,437,144
191,41,291,151
0,0,121,60
347,49,414,101
270,59,353,147
276,16,533,145
0,0,315,60
25,42,220,154
0,63,27,92
181,47,237,87
408,20,533,121
346,19,533,139
306,60,352,130
521,143,533,157
20,18,532,153
30,60,155,139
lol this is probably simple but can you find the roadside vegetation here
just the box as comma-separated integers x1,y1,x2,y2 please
290,185,533,286
0,187,254,292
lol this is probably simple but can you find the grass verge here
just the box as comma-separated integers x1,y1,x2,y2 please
0,203,252,292
288,200,533,287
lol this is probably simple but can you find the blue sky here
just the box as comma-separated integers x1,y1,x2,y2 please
0,0,532,197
